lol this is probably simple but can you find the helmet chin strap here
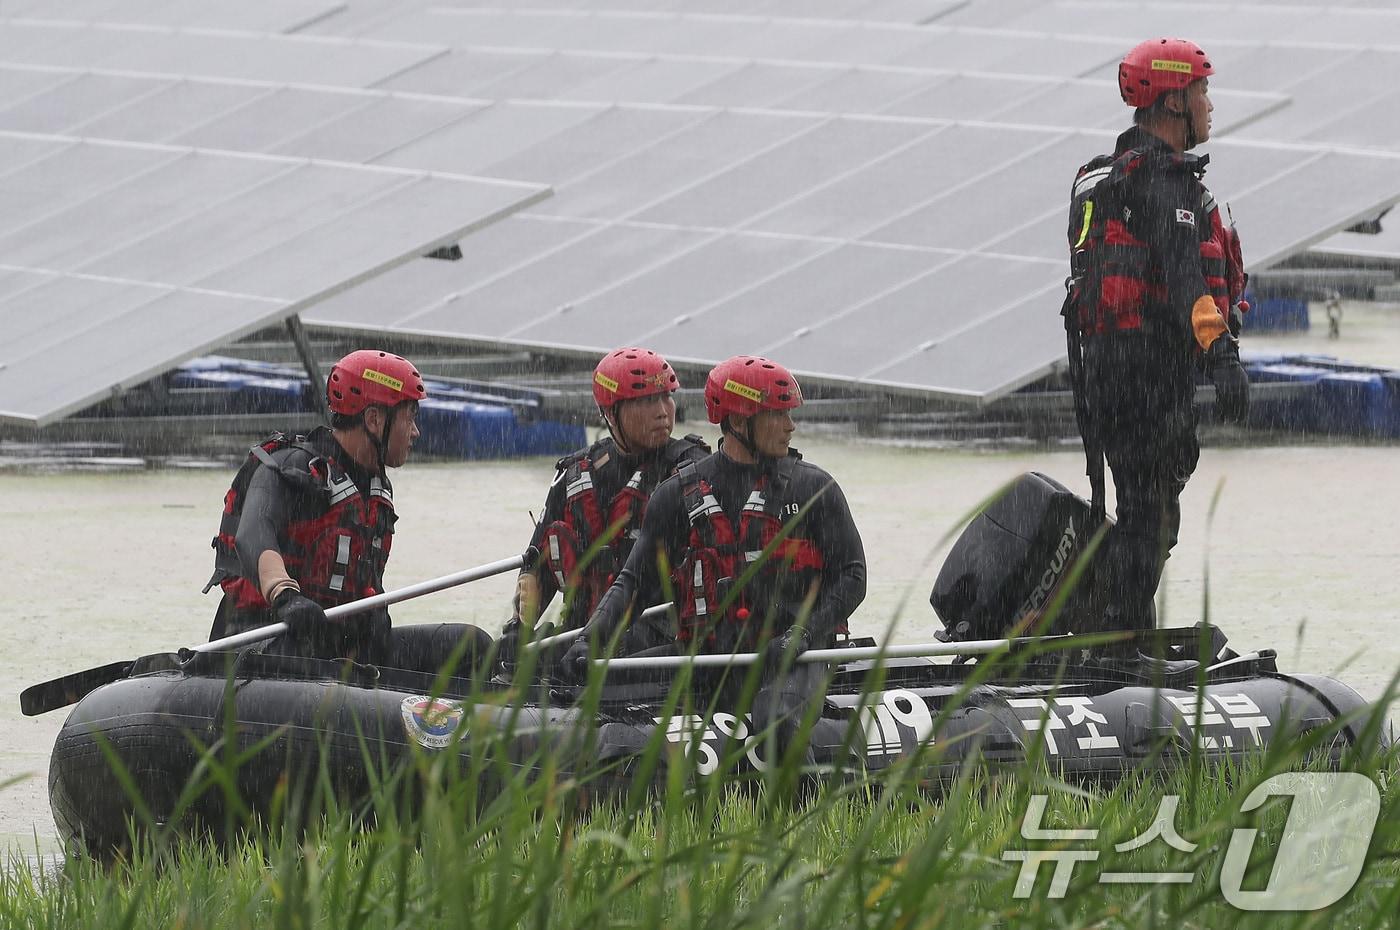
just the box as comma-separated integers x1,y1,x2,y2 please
723,416,774,464
601,404,635,456
1166,92,1199,150
365,405,396,476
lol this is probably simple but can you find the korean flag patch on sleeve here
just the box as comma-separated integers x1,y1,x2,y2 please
1175,208,1196,227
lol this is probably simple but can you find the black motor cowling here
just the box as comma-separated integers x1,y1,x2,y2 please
930,472,1104,641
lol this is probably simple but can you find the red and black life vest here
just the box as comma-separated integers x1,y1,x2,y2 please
672,455,833,649
206,430,396,617
540,435,706,624
1066,148,1246,338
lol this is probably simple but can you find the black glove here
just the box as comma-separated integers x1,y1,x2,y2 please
497,617,523,671
273,589,326,636
1206,336,1250,425
1228,300,1249,338
560,634,592,682
763,627,811,673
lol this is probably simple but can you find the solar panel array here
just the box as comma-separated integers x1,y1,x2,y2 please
6,1,1400,421
297,4,1400,399
0,15,550,426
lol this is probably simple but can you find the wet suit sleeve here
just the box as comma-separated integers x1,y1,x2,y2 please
1140,158,1227,350
586,475,687,641
797,471,867,645
514,467,568,623
235,463,297,604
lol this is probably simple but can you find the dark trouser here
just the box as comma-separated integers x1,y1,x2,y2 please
748,661,832,768
211,596,492,677
620,611,676,655
383,623,495,677
1082,332,1201,633
264,621,493,678
627,639,833,770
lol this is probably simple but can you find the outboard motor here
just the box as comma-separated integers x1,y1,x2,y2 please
931,472,1104,641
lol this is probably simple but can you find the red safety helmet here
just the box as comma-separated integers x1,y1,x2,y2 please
592,347,679,408
1119,38,1213,109
327,350,426,416
704,355,803,423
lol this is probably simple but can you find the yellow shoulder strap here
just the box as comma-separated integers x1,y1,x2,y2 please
1074,200,1094,249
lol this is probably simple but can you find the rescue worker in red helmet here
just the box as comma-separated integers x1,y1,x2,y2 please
206,349,491,672
562,355,866,762
1063,38,1250,640
499,347,709,668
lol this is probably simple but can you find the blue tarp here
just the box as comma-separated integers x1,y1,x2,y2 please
1242,354,1400,438
172,356,585,458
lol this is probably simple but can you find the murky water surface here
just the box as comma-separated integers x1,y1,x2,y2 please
3,304,1397,848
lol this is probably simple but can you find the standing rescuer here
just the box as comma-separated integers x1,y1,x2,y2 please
500,348,708,665
1063,37,1251,635
563,356,866,762
206,349,491,673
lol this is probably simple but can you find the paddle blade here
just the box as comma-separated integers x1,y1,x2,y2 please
20,661,133,717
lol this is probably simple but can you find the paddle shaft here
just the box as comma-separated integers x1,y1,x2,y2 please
20,552,531,716
197,553,529,653
525,601,674,652
592,634,1075,670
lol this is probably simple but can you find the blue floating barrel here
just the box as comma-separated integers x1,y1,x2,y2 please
416,399,584,459
1241,289,1309,333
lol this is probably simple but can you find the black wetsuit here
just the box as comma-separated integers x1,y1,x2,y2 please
210,429,490,673
520,434,708,648
1079,126,1216,631
587,443,867,762
589,447,866,645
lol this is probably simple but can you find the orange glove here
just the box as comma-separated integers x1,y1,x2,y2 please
1191,295,1229,352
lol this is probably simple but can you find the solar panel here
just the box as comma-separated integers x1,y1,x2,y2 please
0,19,442,86
530,109,824,219
558,57,749,105
11,1,1400,415
635,242,938,358
401,224,703,338
373,101,607,176
467,105,710,185
0,134,549,426
52,78,273,144
508,232,832,345
2,1,343,33
761,65,939,113
633,116,936,229
373,48,542,97
1311,221,1400,263
943,1,1400,47
0,73,164,135
269,95,483,164
303,1,962,35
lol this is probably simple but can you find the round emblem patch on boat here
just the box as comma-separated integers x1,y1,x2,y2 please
400,696,465,750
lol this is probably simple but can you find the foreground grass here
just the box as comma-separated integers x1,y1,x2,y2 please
4,704,1397,930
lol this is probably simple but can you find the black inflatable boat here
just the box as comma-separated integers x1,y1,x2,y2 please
48,625,1389,856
